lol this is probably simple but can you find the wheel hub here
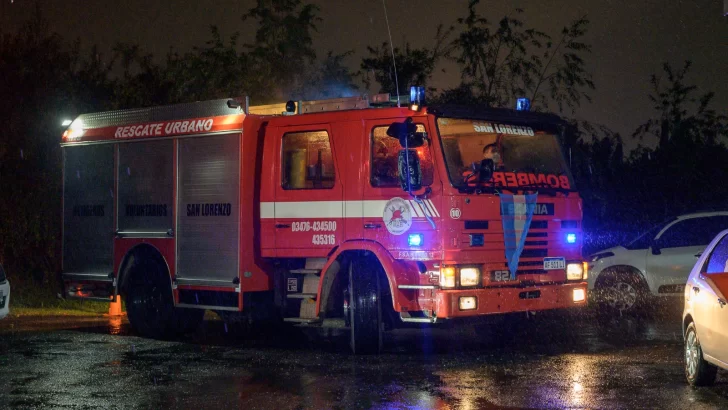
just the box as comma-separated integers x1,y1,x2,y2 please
685,330,699,379
603,281,638,311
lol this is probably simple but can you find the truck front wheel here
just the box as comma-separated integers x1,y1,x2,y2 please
124,258,177,339
348,259,383,354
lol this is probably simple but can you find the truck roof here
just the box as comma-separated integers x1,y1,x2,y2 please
61,96,566,145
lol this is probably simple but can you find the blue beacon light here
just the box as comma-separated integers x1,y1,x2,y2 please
408,233,423,247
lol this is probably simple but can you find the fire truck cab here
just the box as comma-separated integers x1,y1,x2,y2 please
61,93,586,353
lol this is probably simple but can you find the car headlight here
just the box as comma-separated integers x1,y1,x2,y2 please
440,266,456,288
459,267,481,287
566,263,585,280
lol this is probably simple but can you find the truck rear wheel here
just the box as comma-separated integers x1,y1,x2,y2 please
348,259,382,354
124,258,177,339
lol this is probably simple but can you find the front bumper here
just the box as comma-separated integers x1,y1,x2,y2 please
435,282,587,319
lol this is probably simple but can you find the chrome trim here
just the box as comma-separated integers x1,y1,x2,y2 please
175,303,238,311
174,278,239,288
62,272,113,282
60,130,243,147
65,295,114,302
400,315,438,323
397,285,438,290
115,231,173,238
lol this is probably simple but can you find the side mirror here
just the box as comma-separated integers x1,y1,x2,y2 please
651,241,661,255
398,149,422,192
478,159,494,182
387,118,425,148
0,263,5,282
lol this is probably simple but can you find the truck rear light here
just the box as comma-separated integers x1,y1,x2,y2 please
573,288,586,302
459,296,477,310
440,267,456,288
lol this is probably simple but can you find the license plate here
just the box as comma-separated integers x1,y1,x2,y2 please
490,270,513,282
543,257,565,270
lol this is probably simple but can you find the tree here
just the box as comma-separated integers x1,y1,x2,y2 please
360,25,451,97
627,61,728,220
0,9,114,279
304,51,359,100
633,61,727,148
164,26,247,103
243,0,322,101
445,1,594,112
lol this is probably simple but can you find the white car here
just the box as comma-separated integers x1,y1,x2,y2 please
589,212,728,312
683,229,728,386
0,263,9,319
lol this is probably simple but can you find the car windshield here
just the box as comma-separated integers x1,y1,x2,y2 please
625,221,668,250
437,117,575,190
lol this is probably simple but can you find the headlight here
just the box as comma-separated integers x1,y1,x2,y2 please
566,263,584,280
440,266,456,288
460,267,481,287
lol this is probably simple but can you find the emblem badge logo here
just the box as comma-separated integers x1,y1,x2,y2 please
383,197,413,235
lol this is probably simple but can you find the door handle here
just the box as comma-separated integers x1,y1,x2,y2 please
364,223,382,229
719,298,726,308
695,252,703,258
693,286,700,294
275,224,291,229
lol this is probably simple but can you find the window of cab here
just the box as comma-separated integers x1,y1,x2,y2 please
370,124,433,188
281,130,335,190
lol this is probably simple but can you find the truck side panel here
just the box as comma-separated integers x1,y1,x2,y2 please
62,144,115,278
176,133,240,287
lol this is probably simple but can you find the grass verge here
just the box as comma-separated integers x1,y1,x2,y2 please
7,276,111,316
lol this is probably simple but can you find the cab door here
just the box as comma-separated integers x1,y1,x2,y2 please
362,119,441,255
273,125,344,256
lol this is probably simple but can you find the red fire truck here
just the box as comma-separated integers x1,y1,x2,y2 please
60,92,587,353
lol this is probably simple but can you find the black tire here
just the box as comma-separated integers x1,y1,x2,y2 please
348,259,382,354
124,257,177,339
685,322,718,387
595,270,648,314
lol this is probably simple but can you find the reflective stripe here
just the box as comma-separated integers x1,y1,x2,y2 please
260,200,439,219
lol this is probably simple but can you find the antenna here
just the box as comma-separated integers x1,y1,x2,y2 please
382,0,401,107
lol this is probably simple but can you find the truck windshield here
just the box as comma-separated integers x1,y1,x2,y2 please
437,117,575,191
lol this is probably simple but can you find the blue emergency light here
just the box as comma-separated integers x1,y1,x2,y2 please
410,86,425,105
516,97,531,111
408,233,423,247
566,233,577,244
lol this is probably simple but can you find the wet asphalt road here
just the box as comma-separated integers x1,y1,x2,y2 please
1,302,728,409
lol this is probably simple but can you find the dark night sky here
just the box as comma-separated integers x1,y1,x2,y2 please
2,0,726,147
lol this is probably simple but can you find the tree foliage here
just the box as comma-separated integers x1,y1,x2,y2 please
443,1,594,112
360,25,451,96
1,1,727,283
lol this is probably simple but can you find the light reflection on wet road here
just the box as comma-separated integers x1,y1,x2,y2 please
1,303,728,409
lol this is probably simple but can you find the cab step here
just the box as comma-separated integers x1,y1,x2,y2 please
289,269,321,275
283,317,321,324
292,318,347,329
287,293,317,299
